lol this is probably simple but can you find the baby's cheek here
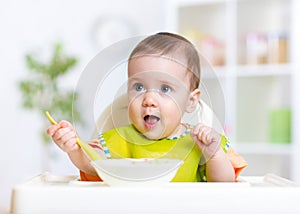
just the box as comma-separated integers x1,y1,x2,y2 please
128,103,141,124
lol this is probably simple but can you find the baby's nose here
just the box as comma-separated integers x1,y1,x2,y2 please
142,91,158,107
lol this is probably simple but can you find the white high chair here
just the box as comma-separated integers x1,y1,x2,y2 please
92,93,224,138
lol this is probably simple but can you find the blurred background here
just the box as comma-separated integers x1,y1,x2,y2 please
1,0,300,212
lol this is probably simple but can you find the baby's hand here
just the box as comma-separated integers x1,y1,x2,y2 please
190,123,221,161
46,120,80,153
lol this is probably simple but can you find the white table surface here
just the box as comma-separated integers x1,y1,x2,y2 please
10,172,300,214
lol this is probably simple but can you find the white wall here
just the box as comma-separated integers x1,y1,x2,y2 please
0,0,166,212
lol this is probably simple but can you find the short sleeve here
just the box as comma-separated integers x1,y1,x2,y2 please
221,135,248,179
79,141,104,182
80,170,102,181
226,147,248,179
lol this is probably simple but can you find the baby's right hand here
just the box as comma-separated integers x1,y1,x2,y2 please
46,120,80,153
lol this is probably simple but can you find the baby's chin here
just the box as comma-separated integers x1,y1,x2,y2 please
143,133,165,140
137,127,168,140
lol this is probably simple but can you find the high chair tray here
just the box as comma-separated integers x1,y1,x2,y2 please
11,172,299,214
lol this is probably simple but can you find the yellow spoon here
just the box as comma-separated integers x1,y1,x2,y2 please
45,111,104,161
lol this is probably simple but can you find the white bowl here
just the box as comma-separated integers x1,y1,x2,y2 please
91,158,183,186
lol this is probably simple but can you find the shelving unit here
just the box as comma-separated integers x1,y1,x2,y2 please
165,0,300,183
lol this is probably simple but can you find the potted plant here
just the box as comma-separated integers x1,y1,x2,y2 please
18,43,82,145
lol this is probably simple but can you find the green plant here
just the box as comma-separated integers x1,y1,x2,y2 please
19,43,82,144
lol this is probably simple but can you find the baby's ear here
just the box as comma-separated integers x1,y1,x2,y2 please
186,89,200,113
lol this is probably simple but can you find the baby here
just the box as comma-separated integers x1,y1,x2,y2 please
47,32,247,182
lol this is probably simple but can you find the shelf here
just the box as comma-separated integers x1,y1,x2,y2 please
175,0,225,7
166,0,299,182
235,64,293,77
233,142,292,155
236,0,291,65
202,64,293,78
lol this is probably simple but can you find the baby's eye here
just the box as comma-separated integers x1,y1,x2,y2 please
134,83,145,92
160,85,172,93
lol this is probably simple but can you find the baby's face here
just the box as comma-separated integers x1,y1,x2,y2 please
127,55,197,139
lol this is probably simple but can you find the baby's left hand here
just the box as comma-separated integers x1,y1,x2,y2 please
190,123,221,161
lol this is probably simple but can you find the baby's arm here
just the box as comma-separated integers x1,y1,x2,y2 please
46,120,98,176
190,124,235,182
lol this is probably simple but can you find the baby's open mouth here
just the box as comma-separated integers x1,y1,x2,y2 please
144,115,160,129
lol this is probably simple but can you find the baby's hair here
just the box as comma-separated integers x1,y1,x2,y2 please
129,32,200,90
